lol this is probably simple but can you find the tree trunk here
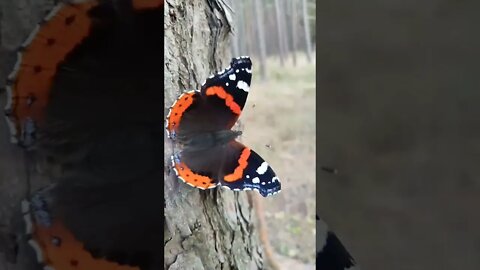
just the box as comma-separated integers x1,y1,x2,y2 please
253,0,267,80
301,0,312,62
229,0,240,58
289,0,297,66
273,0,285,65
280,0,289,59
0,1,55,268
164,0,264,269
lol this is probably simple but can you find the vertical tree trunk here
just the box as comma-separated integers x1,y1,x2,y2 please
164,0,264,269
273,0,285,65
301,0,312,62
280,0,289,59
253,0,267,80
230,1,240,57
289,0,298,66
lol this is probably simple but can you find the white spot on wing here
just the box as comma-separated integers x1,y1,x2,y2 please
272,176,280,182
229,74,236,81
252,177,260,184
237,80,250,92
256,162,269,175
246,68,252,73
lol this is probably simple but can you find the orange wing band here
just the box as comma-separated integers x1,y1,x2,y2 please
224,148,251,182
166,91,195,133
205,86,242,115
5,1,97,142
174,161,217,189
32,220,138,270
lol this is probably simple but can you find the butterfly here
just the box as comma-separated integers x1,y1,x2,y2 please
166,56,281,197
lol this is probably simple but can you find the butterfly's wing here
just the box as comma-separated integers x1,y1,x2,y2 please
172,140,281,197
17,185,142,270
218,141,281,197
165,56,252,139
4,1,98,146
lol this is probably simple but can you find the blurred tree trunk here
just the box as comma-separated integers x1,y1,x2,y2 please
280,0,289,58
273,0,285,65
243,0,254,57
230,1,240,57
301,0,312,62
164,0,264,269
289,0,298,66
253,0,267,80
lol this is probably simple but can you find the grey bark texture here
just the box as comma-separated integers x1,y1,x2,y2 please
0,0,55,269
164,0,264,269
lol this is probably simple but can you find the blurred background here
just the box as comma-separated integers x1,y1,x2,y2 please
227,0,317,268
318,0,480,269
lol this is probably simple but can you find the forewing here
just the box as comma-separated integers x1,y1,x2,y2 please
166,56,253,139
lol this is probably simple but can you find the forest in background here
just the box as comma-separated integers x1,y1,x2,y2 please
228,0,315,79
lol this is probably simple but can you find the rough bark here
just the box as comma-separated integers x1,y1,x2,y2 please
0,1,55,268
164,0,263,269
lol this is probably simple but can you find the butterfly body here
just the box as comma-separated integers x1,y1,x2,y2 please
166,57,282,197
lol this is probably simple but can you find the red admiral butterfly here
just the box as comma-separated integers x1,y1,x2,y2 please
4,0,163,269
166,56,282,197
